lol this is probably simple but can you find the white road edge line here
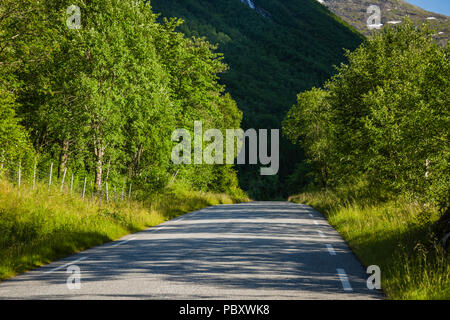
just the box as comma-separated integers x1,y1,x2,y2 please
43,256,88,274
169,209,202,224
111,237,136,247
153,226,165,232
313,220,319,225
326,244,336,255
336,268,353,291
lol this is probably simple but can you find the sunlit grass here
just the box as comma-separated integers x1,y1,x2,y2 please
289,189,450,300
0,179,249,281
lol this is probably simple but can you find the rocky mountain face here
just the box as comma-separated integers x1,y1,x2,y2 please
317,0,449,46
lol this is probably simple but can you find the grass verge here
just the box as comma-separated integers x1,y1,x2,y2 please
289,189,449,300
0,179,248,281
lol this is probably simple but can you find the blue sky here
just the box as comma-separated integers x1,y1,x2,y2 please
405,0,450,16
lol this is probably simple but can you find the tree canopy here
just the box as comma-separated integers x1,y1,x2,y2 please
284,20,449,210
0,0,244,197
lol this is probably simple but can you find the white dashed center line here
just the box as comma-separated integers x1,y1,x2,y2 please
336,268,353,291
326,244,336,255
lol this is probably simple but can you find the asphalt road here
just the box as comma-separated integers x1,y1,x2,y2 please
0,202,383,299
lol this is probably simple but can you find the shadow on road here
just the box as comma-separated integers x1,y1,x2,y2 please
0,202,383,299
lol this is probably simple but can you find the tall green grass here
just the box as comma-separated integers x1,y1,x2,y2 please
0,179,248,281
289,187,449,300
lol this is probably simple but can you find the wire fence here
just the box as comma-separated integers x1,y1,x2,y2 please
0,156,134,204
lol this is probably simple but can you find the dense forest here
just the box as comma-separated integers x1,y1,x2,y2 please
2,0,446,207
0,0,245,199
284,20,449,213
150,0,364,199
285,21,449,298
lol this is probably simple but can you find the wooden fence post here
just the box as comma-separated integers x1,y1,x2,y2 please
48,162,53,190
128,182,132,199
32,158,37,190
82,177,87,199
18,161,21,196
106,160,111,182
121,179,125,200
0,150,4,173
105,182,109,202
70,174,74,195
60,167,67,192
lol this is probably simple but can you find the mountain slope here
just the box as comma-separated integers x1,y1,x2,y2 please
150,0,364,199
151,0,362,127
318,0,449,46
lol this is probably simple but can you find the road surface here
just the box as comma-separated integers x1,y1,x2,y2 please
0,202,383,299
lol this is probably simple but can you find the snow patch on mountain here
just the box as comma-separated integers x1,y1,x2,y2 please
239,0,270,19
240,0,255,9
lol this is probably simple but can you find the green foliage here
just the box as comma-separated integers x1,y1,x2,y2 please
0,0,45,166
153,18,243,192
283,88,332,189
0,0,245,197
285,20,449,210
150,0,363,199
0,91,34,167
